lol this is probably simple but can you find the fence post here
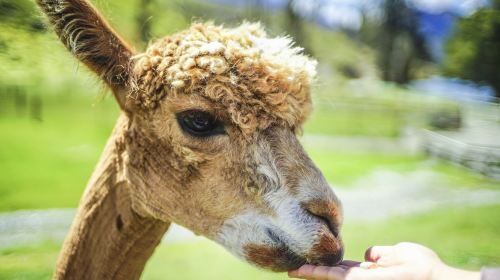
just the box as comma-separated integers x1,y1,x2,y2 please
30,95,43,122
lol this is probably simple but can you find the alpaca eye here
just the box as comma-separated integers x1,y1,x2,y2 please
176,110,225,137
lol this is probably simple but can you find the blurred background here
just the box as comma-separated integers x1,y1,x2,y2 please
0,0,499,279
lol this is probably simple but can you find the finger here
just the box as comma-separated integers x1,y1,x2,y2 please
289,265,316,279
339,260,361,268
335,265,354,272
364,246,394,262
309,265,333,280
288,265,346,280
375,255,400,267
359,262,378,269
327,267,349,280
346,267,399,280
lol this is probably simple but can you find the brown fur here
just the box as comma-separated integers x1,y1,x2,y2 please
308,235,344,266
54,116,170,279
36,0,134,109
130,23,316,136
244,244,306,272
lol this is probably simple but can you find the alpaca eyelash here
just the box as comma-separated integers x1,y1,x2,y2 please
176,110,225,137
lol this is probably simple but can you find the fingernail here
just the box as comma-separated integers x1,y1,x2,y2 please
360,262,378,269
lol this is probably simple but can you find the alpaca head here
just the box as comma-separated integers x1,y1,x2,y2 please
125,23,343,271
38,0,343,271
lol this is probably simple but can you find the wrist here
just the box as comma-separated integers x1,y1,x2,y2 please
430,262,449,280
431,263,480,280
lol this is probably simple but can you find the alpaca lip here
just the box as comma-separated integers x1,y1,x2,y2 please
264,227,344,268
265,228,307,270
281,248,308,270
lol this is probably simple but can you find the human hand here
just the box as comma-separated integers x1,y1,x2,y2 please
288,242,480,280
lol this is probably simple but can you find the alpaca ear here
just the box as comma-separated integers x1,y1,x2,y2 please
37,0,134,110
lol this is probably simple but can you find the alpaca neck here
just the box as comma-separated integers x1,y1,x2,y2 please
54,115,170,280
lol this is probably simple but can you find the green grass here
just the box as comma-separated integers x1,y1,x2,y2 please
429,161,500,189
1,204,498,279
0,92,119,210
306,150,425,184
305,79,462,138
304,108,403,137
0,242,59,280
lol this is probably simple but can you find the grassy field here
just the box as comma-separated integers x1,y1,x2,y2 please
0,90,497,211
304,108,403,137
1,204,498,280
0,91,119,210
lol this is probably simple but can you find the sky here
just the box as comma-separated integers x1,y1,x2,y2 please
291,0,489,30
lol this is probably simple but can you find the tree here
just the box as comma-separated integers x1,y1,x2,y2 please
377,0,430,84
443,1,500,98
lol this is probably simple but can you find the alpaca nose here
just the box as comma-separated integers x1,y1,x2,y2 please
306,208,339,238
301,199,342,238
301,198,344,266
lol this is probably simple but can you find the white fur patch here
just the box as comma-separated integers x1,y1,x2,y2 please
216,211,271,259
215,135,340,264
264,188,320,253
249,35,317,83
216,157,322,262
216,193,321,262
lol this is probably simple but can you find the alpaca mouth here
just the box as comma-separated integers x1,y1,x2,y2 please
277,247,308,270
264,228,307,270
264,227,343,269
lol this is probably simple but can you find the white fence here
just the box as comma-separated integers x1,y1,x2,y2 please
423,130,500,180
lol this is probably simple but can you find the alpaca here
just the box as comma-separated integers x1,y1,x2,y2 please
36,0,344,279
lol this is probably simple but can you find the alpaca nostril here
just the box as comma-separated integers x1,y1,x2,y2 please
303,207,339,238
328,246,344,265
300,199,342,238
305,209,339,238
